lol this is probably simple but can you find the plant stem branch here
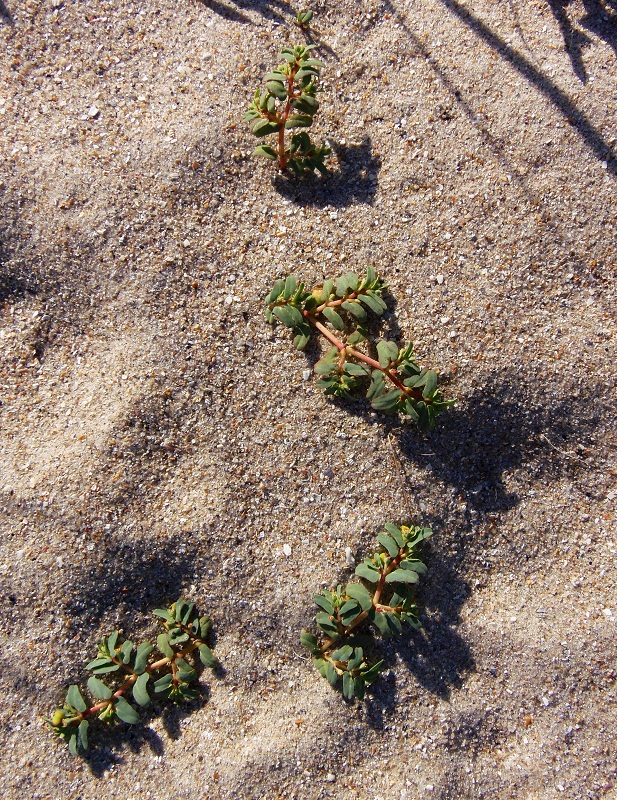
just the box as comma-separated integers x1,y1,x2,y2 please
307,316,425,402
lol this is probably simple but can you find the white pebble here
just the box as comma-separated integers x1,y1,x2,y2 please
283,543,292,557
302,369,311,381
88,105,100,119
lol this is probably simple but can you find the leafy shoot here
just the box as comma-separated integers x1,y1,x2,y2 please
265,269,454,430
301,523,433,699
46,598,217,755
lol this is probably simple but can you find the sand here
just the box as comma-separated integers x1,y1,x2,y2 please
0,1,616,798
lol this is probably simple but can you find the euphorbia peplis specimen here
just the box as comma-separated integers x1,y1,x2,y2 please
265,269,453,430
46,599,217,755
301,523,432,699
244,44,331,175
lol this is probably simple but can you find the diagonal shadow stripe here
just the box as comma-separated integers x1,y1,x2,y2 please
439,0,617,175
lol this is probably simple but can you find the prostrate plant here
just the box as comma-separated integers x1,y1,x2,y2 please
265,269,453,430
301,523,432,699
243,44,331,175
46,598,217,755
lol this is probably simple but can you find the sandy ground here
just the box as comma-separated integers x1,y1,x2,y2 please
1,0,616,798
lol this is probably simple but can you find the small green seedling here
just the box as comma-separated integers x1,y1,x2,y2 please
46,598,217,755
301,523,432,699
244,44,331,175
265,269,454,430
295,8,314,28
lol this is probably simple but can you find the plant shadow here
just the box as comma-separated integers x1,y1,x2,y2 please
547,0,617,82
433,0,617,173
0,1,12,24
273,137,381,208
63,535,200,628
327,552,474,729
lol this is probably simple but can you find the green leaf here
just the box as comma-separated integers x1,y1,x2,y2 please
377,532,400,558
268,278,286,303
266,81,287,99
326,662,338,687
339,598,362,625
77,719,89,751
385,568,419,584
115,696,140,724
168,628,189,646
134,643,154,675
314,657,328,678
64,685,85,715
401,559,427,574
359,291,386,315
423,370,438,398
174,599,187,623
68,732,78,756
319,279,334,302
343,362,370,377
121,640,134,663
384,523,404,548
253,144,278,160
321,307,345,331
371,388,402,411
264,71,286,83
285,114,313,129
290,97,318,115
300,631,319,654
252,119,280,137
354,677,366,700
176,658,196,682
86,657,119,674
377,340,399,367
404,398,420,422
157,633,175,659
366,370,385,401
283,275,297,300
154,674,174,693
314,347,339,375
343,670,354,699
347,647,364,671
152,608,174,623
272,305,298,328
199,616,212,640
106,631,119,656
133,673,151,707
293,331,311,350
371,610,391,637
199,644,217,667
87,676,113,701
314,594,334,614
355,563,380,582
345,583,373,611
341,300,367,321
362,660,385,683
331,645,353,662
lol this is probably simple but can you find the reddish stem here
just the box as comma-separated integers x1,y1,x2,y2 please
318,549,406,656
64,640,201,725
307,316,424,402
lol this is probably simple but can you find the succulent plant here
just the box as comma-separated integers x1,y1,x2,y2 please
244,44,331,175
302,523,433,699
266,269,454,430
46,598,216,755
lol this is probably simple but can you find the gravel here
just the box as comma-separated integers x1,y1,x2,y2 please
1,1,616,798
